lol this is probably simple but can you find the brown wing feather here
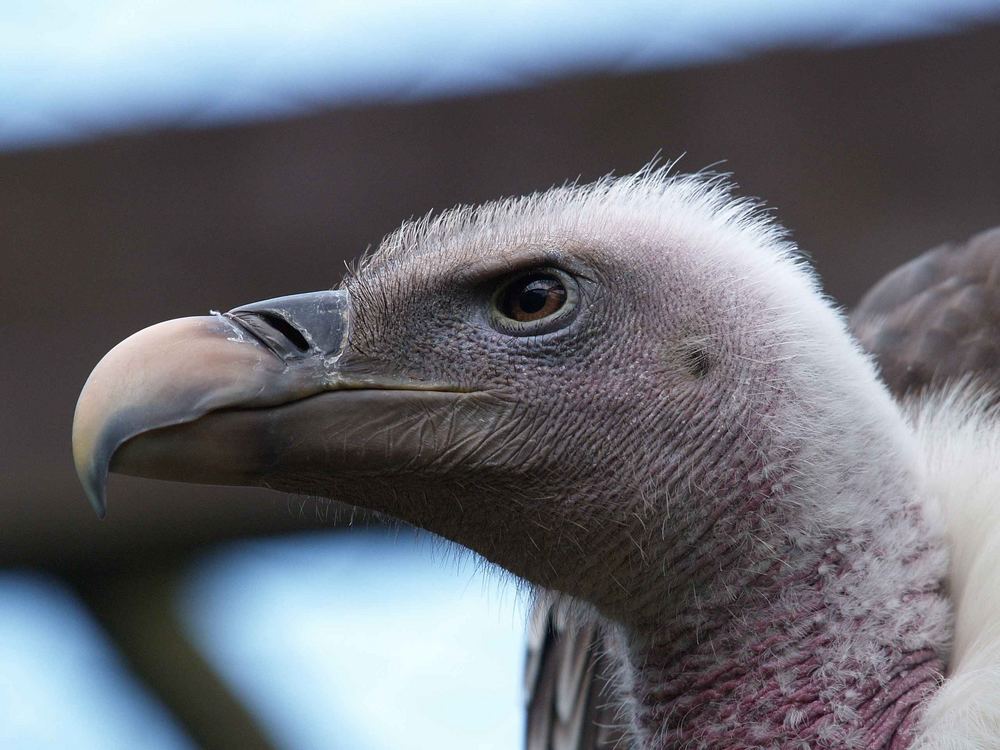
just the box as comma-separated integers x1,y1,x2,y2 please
850,226,1000,398
524,598,623,750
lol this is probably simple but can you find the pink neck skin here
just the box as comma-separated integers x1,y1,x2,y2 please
588,367,952,749
617,528,947,749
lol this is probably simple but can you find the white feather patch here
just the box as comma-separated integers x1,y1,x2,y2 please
909,381,1000,748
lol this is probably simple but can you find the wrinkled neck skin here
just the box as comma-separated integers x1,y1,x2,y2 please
597,376,951,749
608,506,947,749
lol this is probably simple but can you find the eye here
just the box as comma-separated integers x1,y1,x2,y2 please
500,274,566,321
490,268,579,336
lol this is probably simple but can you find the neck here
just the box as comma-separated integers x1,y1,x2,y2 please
588,341,956,748
609,486,949,749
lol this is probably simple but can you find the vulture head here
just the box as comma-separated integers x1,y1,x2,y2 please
74,170,995,748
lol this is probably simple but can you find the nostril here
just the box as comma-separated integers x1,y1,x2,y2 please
255,312,310,352
229,311,311,354
226,290,348,359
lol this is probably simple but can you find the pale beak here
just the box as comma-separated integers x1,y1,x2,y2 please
73,289,464,518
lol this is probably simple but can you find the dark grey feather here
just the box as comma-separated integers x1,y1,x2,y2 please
524,599,623,750
851,226,1000,399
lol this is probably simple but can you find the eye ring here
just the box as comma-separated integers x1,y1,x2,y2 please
489,267,579,336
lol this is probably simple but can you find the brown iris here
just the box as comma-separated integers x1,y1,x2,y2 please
498,273,568,322
490,267,579,336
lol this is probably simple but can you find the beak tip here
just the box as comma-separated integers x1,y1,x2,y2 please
73,421,110,519
81,467,108,519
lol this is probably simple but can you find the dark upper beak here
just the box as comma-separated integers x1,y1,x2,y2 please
72,290,352,518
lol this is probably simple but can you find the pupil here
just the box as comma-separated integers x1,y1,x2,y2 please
519,281,552,313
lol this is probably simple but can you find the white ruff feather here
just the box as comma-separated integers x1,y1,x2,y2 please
907,382,1000,748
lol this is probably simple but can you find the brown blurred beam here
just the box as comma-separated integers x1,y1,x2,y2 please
3,24,999,571
66,560,278,750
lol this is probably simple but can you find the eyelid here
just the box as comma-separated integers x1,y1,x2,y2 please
456,249,596,286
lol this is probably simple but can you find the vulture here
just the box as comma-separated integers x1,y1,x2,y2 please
72,168,1000,749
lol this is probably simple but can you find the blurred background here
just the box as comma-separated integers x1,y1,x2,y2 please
3,1,1000,748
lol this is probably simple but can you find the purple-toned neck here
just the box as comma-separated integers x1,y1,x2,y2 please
585,361,951,748
626,627,941,749
618,537,947,749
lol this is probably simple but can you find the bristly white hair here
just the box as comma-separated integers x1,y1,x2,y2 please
351,160,797,281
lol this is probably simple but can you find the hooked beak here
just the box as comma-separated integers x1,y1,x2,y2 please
72,289,463,518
